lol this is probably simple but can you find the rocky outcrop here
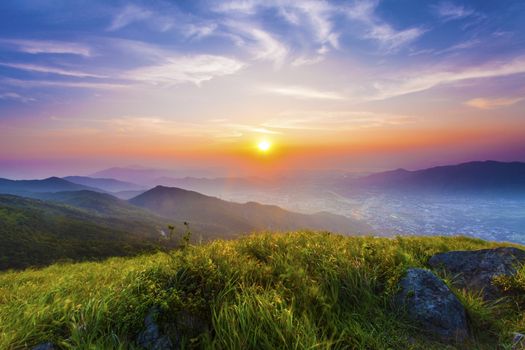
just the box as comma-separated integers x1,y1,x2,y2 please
429,247,525,300
396,268,469,342
32,343,54,350
137,308,173,350
513,332,525,350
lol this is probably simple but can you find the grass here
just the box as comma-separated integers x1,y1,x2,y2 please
1,231,524,349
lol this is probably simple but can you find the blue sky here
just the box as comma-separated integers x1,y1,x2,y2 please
0,0,524,177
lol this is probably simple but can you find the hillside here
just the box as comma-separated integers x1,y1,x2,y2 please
0,191,236,270
1,232,524,349
129,185,371,234
353,161,525,193
0,177,102,197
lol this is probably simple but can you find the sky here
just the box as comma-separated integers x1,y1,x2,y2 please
0,0,524,178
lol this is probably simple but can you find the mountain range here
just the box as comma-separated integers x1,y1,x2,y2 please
2,159,524,269
351,160,525,193
0,177,102,197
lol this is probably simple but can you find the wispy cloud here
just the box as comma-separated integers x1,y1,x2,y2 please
184,23,218,40
216,0,339,64
2,78,126,90
126,55,245,86
263,110,415,131
0,92,35,103
0,62,106,78
345,0,425,51
263,85,345,100
225,23,288,67
369,56,525,100
108,5,155,31
465,97,523,109
432,2,476,21
0,39,92,57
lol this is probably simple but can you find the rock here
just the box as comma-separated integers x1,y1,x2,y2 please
175,310,208,339
137,308,173,350
513,332,525,350
396,268,469,342
429,247,525,300
32,343,54,350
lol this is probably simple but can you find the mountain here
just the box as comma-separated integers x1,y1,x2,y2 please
33,190,223,238
352,161,525,193
129,185,371,234
0,190,228,270
90,167,170,185
0,177,102,197
63,176,145,192
90,167,227,186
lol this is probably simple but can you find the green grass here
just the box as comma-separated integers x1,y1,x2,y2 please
1,232,524,349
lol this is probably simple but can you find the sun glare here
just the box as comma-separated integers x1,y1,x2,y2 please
257,140,272,152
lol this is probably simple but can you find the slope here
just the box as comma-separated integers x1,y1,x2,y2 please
129,185,371,234
1,232,523,349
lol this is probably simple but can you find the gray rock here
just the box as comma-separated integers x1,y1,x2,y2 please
175,310,208,339
137,308,173,350
513,332,525,350
32,343,54,350
429,247,525,300
396,268,469,342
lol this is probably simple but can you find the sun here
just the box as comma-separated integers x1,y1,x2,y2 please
257,140,272,152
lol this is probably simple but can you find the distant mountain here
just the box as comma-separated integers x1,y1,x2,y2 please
353,161,525,193
129,186,371,234
63,176,145,192
90,167,171,185
154,176,273,197
91,166,227,186
0,177,102,197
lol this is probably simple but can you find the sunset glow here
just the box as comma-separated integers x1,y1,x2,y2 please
0,1,524,178
257,140,272,153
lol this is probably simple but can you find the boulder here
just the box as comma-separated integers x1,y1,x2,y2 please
137,308,173,350
429,247,525,300
513,332,525,350
396,268,469,342
32,343,54,350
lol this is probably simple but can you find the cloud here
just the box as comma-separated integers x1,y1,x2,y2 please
108,5,155,31
432,2,476,21
216,0,339,62
184,23,218,40
262,110,414,131
0,39,92,56
0,62,106,78
126,55,245,85
263,85,345,100
369,56,525,100
225,23,288,67
226,123,282,135
2,78,126,90
0,92,35,103
345,0,425,51
465,97,523,109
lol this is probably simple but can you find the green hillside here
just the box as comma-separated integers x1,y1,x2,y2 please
0,194,173,270
0,193,238,270
1,232,524,349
